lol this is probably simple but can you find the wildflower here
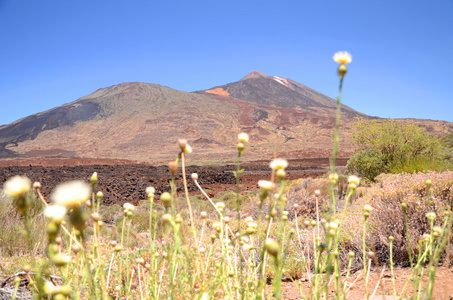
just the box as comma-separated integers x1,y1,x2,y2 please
258,180,274,191
3,175,31,198
96,191,103,199
51,181,91,208
215,202,225,210
348,175,360,186
191,173,198,181
238,132,249,143
146,186,155,196
178,139,192,153
247,222,258,229
244,216,254,223
201,211,207,219
212,222,221,232
270,158,288,170
329,173,339,183
44,205,67,224
33,182,41,189
328,221,338,230
123,203,135,212
333,51,352,64
433,226,442,235
423,234,431,242
426,212,436,221
363,204,373,213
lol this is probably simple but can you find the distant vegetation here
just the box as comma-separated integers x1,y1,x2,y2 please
346,118,453,181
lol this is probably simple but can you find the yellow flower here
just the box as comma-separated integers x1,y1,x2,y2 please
3,175,31,198
51,181,91,208
269,158,288,170
238,132,249,143
333,51,352,64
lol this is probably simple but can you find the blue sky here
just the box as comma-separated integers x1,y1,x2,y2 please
1,0,452,126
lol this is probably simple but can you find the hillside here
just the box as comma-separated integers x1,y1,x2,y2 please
1,73,452,163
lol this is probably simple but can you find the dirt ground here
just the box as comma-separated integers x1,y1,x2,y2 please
277,267,453,299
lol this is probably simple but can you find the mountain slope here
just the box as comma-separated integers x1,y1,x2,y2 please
1,77,453,163
197,71,364,117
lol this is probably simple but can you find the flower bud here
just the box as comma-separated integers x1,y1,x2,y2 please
265,238,280,258
191,173,198,181
90,172,98,185
168,161,178,175
160,192,172,208
33,182,41,189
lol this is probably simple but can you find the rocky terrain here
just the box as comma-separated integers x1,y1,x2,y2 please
0,157,345,206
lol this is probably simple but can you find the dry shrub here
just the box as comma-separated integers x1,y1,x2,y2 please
346,171,453,267
0,192,47,257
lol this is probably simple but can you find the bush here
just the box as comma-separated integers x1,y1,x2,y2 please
347,118,445,180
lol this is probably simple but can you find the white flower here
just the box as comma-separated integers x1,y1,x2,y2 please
51,180,91,208
3,176,31,198
363,204,373,213
146,186,155,195
269,158,288,170
426,212,436,221
44,205,67,224
238,132,249,143
123,203,135,212
333,51,352,64
348,175,360,186
258,180,274,191
215,202,225,209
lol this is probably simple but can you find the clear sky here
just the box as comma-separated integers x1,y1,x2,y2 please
1,0,452,126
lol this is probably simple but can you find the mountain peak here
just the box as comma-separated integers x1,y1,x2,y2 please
240,71,270,81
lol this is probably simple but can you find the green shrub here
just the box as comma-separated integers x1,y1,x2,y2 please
347,118,446,180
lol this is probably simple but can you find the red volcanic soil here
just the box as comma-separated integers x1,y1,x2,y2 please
0,157,347,206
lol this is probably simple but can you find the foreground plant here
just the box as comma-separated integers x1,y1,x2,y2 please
1,51,452,300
